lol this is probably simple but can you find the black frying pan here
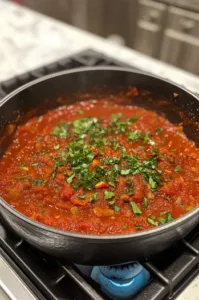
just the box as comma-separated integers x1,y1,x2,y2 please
0,67,199,265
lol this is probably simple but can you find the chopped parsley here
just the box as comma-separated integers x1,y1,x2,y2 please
78,195,86,199
19,163,25,168
155,128,162,134
128,130,140,141
130,202,142,216
66,173,75,184
52,155,68,178
90,193,98,202
160,211,174,223
49,114,163,206
125,179,134,196
108,138,120,150
147,218,158,227
51,121,69,138
34,178,47,186
152,149,159,155
112,113,122,123
167,212,174,222
77,109,84,114
114,205,120,212
31,162,39,167
158,217,167,224
104,191,115,200
128,130,155,146
143,197,148,208
138,146,145,150
108,200,116,205
174,166,181,172
120,169,131,175
135,224,142,229
160,211,169,215
129,116,138,123
54,145,60,150
73,117,98,137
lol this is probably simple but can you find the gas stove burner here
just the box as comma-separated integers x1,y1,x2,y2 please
75,262,150,300
98,262,143,280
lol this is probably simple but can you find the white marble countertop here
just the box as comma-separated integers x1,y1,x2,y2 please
0,1,199,300
0,0,199,95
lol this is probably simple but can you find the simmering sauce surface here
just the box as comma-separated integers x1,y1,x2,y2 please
0,99,199,235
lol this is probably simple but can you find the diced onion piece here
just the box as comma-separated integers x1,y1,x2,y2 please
147,191,154,200
173,93,179,98
186,205,194,212
93,207,114,217
95,181,109,189
7,187,20,198
91,159,101,168
120,194,130,201
70,207,79,214
55,215,61,219
71,197,89,206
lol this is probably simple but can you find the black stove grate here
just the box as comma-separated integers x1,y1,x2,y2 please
0,49,199,300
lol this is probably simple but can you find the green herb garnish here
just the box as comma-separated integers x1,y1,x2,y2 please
78,195,86,199
158,217,167,224
112,113,122,123
120,169,131,175
130,202,142,216
114,205,120,212
155,128,162,134
77,109,84,114
143,197,148,208
160,211,174,223
147,218,158,226
160,211,169,215
167,212,174,222
138,146,145,150
152,149,159,155
54,145,60,150
174,166,181,172
129,116,138,123
34,178,47,186
66,173,75,184
104,191,115,200
19,163,25,168
51,121,69,138
135,224,142,229
31,162,39,167
90,193,98,202
108,200,116,205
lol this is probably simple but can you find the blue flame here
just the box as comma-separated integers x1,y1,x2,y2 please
76,261,150,300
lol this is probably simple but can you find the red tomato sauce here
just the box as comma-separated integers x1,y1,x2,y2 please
0,99,199,235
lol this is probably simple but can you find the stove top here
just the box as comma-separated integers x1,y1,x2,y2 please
0,49,199,300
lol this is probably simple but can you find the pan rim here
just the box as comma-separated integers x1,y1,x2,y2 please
0,66,199,241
